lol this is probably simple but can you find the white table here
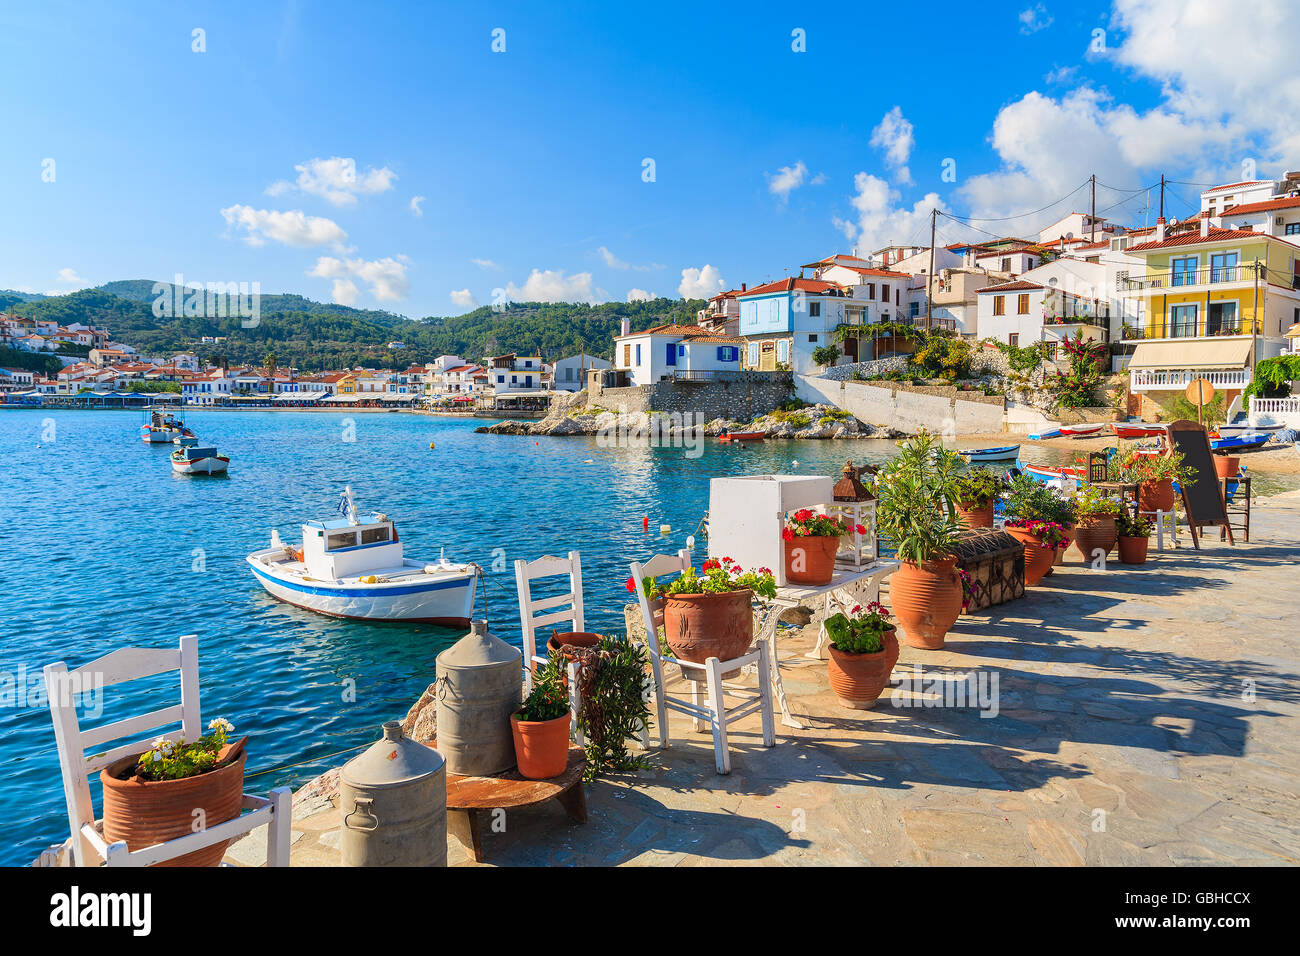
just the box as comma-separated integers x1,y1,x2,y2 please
752,561,899,729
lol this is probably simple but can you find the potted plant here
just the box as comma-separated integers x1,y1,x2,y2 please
1072,485,1123,559
1117,510,1153,565
100,717,246,867
1001,475,1073,586
510,650,572,780
546,630,602,661
642,557,776,679
823,601,898,710
1112,443,1194,513
571,635,653,782
1213,452,1241,480
951,468,1004,528
874,431,964,650
783,509,861,585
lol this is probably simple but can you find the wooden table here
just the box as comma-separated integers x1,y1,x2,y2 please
425,742,587,863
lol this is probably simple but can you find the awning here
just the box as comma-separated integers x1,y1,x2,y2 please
1128,338,1252,371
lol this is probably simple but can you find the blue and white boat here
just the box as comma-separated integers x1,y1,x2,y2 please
1210,432,1271,453
962,443,1020,463
246,486,479,626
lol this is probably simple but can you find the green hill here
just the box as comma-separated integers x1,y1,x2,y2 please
5,281,703,371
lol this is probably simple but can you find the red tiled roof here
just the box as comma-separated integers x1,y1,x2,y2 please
1220,196,1300,217
1126,227,1278,252
1204,180,1270,193
737,277,841,297
831,265,913,279
977,279,1045,294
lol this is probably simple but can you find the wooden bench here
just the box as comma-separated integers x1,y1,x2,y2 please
425,742,587,863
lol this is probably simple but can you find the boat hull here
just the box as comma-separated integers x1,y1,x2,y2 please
172,456,229,474
142,429,182,443
247,557,476,625
1059,424,1105,437
1111,423,1167,439
1219,422,1283,438
964,444,1019,462
718,432,765,442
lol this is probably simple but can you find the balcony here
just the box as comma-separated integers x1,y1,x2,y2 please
1129,368,1250,391
1120,266,1251,292
1122,319,1249,340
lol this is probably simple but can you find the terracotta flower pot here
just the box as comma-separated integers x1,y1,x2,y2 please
1074,516,1117,561
1050,521,1074,571
100,750,246,867
827,629,898,709
1138,478,1175,514
1213,454,1240,479
783,534,840,586
663,589,753,680
1118,535,1149,565
955,501,995,528
1005,527,1057,587
511,712,571,780
890,558,962,650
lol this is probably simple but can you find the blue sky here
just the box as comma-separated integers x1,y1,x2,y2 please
2,1,1296,317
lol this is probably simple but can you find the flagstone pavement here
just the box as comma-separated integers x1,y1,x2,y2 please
228,492,1300,866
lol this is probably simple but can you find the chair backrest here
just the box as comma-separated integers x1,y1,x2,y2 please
44,635,200,866
514,552,585,667
629,550,692,664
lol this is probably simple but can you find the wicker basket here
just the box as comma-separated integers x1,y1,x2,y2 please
951,528,1025,613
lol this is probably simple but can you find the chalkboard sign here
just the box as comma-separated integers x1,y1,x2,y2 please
1165,419,1233,548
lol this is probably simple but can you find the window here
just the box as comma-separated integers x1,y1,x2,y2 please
635,344,641,365
326,530,357,551
777,339,790,363
880,284,889,302
497,374,505,383
809,301,821,317
1207,301,1238,335
1170,303,1198,337
1210,251,1239,283
993,295,1006,316
866,283,875,300
677,344,686,356
1171,256,1198,286
1017,293,1029,314
716,346,738,362
1287,223,1300,236
360,526,390,545
1008,333,1019,347
909,301,919,318
623,344,631,366
808,334,818,343
748,342,759,365
1000,258,1010,271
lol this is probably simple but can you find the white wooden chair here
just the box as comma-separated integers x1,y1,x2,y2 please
630,551,775,775
514,551,587,695
44,634,292,867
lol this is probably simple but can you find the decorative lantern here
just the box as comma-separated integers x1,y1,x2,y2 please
826,461,878,569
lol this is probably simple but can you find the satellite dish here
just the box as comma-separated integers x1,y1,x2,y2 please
1169,218,1180,227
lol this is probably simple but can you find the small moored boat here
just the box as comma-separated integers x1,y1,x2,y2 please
1218,420,1285,438
1058,423,1105,438
963,444,1020,463
717,430,765,443
1209,432,1271,453
1023,463,1086,489
246,486,479,625
1110,422,1168,440
170,440,229,474
141,409,191,444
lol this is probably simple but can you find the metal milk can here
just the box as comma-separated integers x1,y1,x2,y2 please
434,619,522,776
340,721,447,867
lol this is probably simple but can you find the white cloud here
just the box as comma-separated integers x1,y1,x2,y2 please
267,157,397,207
768,161,808,200
329,279,360,306
1044,65,1077,84
503,269,598,304
626,288,654,302
472,258,500,270
678,265,725,299
1019,4,1053,34
221,204,348,248
410,196,425,217
869,107,915,185
450,289,478,308
598,246,629,269
309,255,410,302
834,173,957,253
57,267,85,285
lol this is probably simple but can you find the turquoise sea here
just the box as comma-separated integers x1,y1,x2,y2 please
0,408,1291,865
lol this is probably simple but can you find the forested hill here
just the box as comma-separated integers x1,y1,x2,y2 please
4,281,704,370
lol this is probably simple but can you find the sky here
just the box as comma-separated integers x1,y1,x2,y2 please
2,0,1298,319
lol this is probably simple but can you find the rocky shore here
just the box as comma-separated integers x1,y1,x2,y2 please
474,390,904,440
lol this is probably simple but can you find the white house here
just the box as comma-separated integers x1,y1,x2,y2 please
552,353,611,391
612,324,744,386
485,354,548,395
975,259,1110,354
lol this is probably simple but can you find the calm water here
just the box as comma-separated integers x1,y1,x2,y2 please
0,408,1290,864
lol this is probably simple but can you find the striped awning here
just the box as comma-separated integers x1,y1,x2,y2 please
1128,338,1252,371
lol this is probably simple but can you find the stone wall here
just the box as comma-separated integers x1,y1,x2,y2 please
821,356,910,381
797,374,1006,434
591,372,794,422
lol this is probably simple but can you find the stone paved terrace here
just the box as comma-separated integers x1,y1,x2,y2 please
228,492,1300,867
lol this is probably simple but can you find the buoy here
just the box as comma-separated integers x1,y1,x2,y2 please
792,460,799,467
642,516,649,531
686,535,696,551
660,524,671,534
429,441,435,450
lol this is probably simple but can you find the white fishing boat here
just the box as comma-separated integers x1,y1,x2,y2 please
1218,419,1285,438
170,440,229,474
246,486,479,625
141,409,191,444
1058,423,1105,438
962,443,1020,463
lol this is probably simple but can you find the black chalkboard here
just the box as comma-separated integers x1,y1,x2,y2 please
1165,419,1233,548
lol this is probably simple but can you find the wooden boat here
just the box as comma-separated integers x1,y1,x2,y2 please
170,441,229,474
1058,423,1106,438
1110,422,1168,440
962,444,1020,463
1026,428,1061,440
1023,463,1086,488
1209,432,1271,453
717,430,765,443
1218,420,1285,438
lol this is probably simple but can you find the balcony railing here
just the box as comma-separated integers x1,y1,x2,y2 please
1119,266,1252,291
1130,368,1250,391
1121,320,1248,340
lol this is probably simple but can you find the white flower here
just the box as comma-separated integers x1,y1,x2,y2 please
152,751,163,762
208,718,234,733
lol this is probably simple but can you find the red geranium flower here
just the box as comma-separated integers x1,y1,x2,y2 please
782,527,795,541
702,558,721,571
625,576,636,593
794,509,813,522
854,524,868,535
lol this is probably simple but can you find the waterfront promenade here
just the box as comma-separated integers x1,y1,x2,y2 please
232,492,1300,867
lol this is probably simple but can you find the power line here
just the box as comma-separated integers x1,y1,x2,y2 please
939,178,1093,223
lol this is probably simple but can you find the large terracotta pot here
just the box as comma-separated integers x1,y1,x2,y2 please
827,629,898,710
956,501,995,528
1005,527,1057,587
1213,454,1240,479
1138,478,1175,514
890,558,962,650
783,535,840,585
1118,535,1149,565
663,589,753,679
1074,516,1118,561
1050,521,1075,571
101,750,246,867
511,712,571,780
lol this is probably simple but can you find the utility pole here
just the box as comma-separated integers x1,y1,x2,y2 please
1090,174,1096,242
1158,174,1165,221
927,207,937,331
1252,258,1261,369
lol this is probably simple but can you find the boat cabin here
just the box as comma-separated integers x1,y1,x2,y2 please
175,445,219,461
301,514,404,579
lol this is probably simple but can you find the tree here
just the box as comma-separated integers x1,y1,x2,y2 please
811,343,840,368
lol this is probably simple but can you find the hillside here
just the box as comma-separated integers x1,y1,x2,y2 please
5,281,705,370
